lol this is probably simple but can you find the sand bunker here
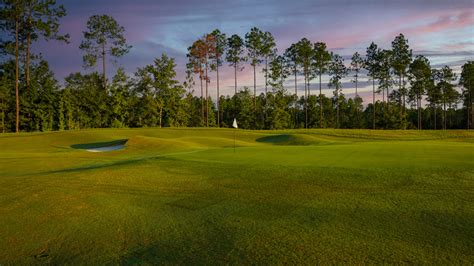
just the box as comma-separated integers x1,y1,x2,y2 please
86,145,125,152
71,139,128,152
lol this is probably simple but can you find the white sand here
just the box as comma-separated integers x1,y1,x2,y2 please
86,145,125,152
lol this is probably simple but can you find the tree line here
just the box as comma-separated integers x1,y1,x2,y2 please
1,1,473,133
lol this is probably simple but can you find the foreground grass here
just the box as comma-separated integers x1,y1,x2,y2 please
0,128,473,263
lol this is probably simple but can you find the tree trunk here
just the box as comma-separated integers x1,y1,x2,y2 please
434,106,437,130
26,31,31,97
294,65,297,128
1,97,4,133
102,42,106,91
319,72,323,128
304,71,308,128
355,73,358,97
336,88,340,128
234,63,237,94
253,64,256,108
217,59,220,128
418,97,421,130
468,90,472,130
200,72,204,123
373,79,375,130
443,101,446,130
15,18,20,133
159,106,162,128
355,74,359,129
205,62,209,127
265,57,268,94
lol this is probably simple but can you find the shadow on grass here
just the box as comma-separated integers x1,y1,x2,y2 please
256,134,291,144
70,139,128,150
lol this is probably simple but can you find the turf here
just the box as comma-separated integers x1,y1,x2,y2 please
0,128,473,264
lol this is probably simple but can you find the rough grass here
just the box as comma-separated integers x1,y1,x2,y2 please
0,128,473,264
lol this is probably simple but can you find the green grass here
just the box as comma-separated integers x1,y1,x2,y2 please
0,128,473,264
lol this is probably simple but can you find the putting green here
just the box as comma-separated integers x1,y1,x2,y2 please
0,128,473,263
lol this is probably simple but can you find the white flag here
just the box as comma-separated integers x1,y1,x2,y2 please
232,118,238,129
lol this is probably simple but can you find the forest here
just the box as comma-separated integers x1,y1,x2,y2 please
1,1,473,133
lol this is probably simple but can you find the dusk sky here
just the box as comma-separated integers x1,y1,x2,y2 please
34,0,474,102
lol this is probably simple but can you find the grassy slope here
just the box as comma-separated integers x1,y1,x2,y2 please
0,128,473,264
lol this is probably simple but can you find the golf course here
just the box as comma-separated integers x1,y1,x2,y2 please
0,128,473,264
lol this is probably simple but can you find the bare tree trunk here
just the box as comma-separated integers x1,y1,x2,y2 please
468,90,472,130
1,97,4,133
418,97,421,130
217,59,220,128
355,74,359,128
15,19,20,133
336,88,339,128
159,106,162,128
26,32,31,97
253,64,256,108
382,87,385,103
443,101,446,130
234,63,237,94
200,73,204,123
265,57,268,94
355,73,358,97
304,71,308,128
205,62,209,127
373,79,375,130
319,72,323,128
294,66,297,128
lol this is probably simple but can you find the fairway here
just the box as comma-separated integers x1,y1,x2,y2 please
0,128,473,263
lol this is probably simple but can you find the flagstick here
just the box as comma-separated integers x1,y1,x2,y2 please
234,128,236,153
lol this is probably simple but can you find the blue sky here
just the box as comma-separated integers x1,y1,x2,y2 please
32,0,474,101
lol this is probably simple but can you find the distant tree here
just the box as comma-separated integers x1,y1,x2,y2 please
144,54,184,128
27,60,59,131
284,43,301,126
245,27,264,106
187,40,206,123
426,74,442,129
313,42,332,128
408,55,432,129
1,0,25,132
210,29,226,127
365,42,381,129
201,34,216,127
433,66,459,130
350,52,364,97
22,0,69,96
109,67,130,128
64,72,107,128
391,33,412,115
328,54,348,128
232,87,255,129
269,55,290,89
266,88,291,129
295,38,314,127
459,61,474,129
79,15,132,91
377,50,396,127
261,31,276,93
350,52,364,128
226,34,246,94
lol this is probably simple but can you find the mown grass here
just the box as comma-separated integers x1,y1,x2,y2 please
0,128,473,264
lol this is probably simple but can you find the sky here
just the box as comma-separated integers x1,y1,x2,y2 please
31,0,474,103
